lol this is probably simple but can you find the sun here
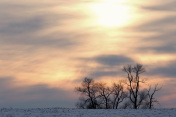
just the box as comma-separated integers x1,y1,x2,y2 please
89,1,131,27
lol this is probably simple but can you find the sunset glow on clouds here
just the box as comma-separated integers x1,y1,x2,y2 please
0,0,176,108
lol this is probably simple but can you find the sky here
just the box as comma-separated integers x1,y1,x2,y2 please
0,0,176,108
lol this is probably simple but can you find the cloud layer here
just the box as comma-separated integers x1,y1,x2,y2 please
0,0,176,108
0,77,77,108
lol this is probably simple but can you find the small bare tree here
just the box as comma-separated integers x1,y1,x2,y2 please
122,64,146,109
96,82,112,109
75,77,98,109
111,81,127,109
146,84,161,109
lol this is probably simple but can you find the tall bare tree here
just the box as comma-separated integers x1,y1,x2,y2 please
122,64,146,109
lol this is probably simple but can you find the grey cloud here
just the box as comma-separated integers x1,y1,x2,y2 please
138,44,176,54
0,1,86,50
142,1,176,11
0,10,81,35
155,79,176,108
141,31,176,54
134,16,176,54
0,14,79,49
0,37,77,49
0,18,43,34
147,61,176,78
0,77,77,108
136,16,176,32
79,55,133,78
94,55,133,66
89,69,122,78
145,31,176,43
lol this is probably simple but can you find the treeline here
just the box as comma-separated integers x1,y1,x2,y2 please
75,64,161,109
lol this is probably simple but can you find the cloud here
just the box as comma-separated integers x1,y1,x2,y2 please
0,18,43,34
144,31,176,44
0,0,89,50
155,78,176,108
78,55,133,78
139,44,176,54
142,1,176,11
92,55,134,66
0,15,80,51
136,31,176,54
0,77,77,108
133,15,176,54
136,16,176,32
90,70,120,78
148,61,176,78
1,37,77,49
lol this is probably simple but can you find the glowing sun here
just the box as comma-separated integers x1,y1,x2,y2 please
90,1,131,27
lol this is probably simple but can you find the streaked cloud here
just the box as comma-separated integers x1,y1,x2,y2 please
0,77,77,108
142,0,176,11
148,61,176,78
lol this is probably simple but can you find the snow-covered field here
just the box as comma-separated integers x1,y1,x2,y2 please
0,108,175,117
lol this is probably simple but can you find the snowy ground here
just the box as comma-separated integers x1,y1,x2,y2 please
0,108,175,117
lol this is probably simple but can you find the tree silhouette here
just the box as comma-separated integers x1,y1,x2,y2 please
75,77,98,109
146,84,161,109
95,82,112,109
75,64,161,109
111,81,127,109
122,64,146,109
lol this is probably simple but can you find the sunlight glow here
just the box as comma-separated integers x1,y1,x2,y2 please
90,2,132,27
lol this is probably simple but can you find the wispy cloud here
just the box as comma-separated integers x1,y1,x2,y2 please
0,77,77,108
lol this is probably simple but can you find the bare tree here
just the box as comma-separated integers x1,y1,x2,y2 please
111,81,127,109
95,82,112,109
75,77,98,109
146,84,161,109
122,64,146,109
